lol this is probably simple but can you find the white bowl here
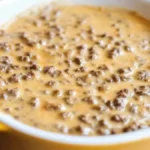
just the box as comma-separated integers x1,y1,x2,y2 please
0,0,150,149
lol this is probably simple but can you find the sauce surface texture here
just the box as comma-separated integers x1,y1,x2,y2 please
0,4,150,136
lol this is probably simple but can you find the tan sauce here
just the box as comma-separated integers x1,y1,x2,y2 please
0,5,150,136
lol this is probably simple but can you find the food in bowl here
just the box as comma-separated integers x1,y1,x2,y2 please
0,4,150,136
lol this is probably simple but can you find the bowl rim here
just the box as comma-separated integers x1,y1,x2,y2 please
1,113,150,145
0,0,150,145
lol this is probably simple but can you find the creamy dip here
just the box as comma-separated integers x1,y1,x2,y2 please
0,4,150,136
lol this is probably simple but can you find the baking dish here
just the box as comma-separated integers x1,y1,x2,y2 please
0,0,150,150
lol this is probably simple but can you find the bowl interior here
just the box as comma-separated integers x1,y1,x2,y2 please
0,0,150,25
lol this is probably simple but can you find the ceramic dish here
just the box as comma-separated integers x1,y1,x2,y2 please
0,0,150,150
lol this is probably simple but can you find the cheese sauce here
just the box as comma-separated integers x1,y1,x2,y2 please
0,4,150,136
